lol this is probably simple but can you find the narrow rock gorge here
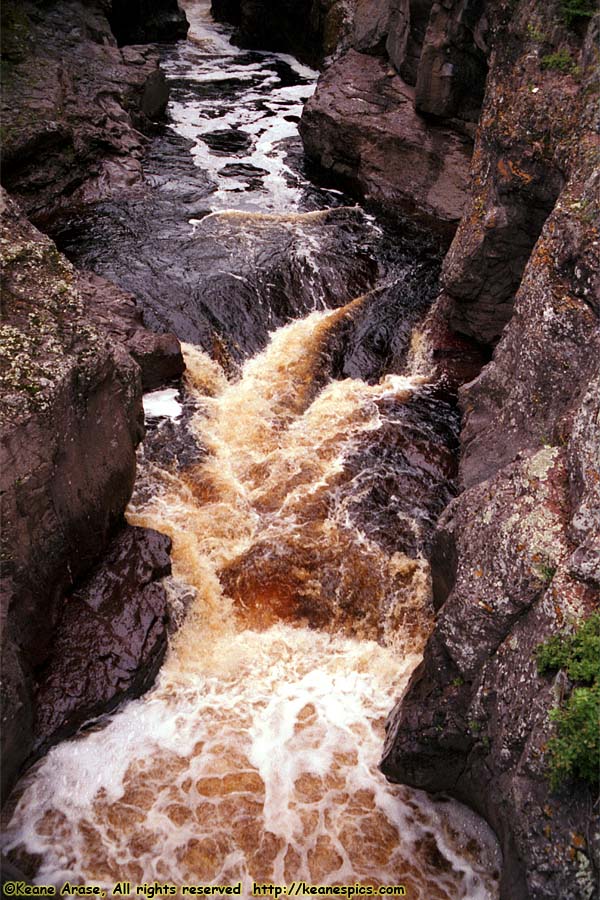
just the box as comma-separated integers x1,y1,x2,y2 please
1,0,598,898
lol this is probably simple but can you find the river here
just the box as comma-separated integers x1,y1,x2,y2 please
1,3,501,896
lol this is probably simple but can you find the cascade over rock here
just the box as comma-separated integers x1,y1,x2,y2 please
223,0,599,892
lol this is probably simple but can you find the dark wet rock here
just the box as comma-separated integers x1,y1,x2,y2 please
56,204,385,363
412,292,487,393
340,388,459,556
213,0,397,66
77,272,185,390
212,0,353,68
34,526,171,751
201,128,253,155
1,0,169,225
0,192,144,799
322,261,440,384
212,0,242,25
300,50,472,235
129,330,186,390
109,0,189,45
220,162,269,179
139,388,207,478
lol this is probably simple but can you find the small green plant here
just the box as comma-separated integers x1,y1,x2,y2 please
537,562,557,582
536,612,600,790
541,49,576,73
560,0,596,28
527,23,548,42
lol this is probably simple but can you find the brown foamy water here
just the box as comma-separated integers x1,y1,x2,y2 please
2,310,500,898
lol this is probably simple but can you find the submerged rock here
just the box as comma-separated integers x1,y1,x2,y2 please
300,50,472,235
56,205,386,364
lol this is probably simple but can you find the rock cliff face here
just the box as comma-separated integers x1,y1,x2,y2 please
0,193,136,796
1,0,173,226
378,2,600,899
0,0,188,801
300,50,473,235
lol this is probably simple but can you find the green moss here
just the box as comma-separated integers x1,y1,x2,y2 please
536,612,600,790
537,561,557,582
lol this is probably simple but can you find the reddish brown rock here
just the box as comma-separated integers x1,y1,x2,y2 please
34,526,171,752
1,0,170,225
0,193,144,799
300,50,473,235
414,0,488,124
386,0,434,85
438,2,592,345
382,443,599,900
77,272,185,390
381,6,600,898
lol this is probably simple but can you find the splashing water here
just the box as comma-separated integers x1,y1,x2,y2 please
2,308,501,898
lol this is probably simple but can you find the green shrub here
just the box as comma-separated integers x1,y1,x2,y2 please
537,611,600,682
536,612,600,789
541,49,575,72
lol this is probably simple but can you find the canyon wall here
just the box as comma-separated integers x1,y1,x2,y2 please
0,0,188,799
381,3,600,896
213,0,600,895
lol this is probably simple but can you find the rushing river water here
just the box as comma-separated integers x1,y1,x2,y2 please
2,2,501,896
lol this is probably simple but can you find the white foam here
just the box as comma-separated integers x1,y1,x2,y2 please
2,626,501,896
143,388,183,420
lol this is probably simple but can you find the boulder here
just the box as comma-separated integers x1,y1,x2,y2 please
77,272,185,390
34,527,172,752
